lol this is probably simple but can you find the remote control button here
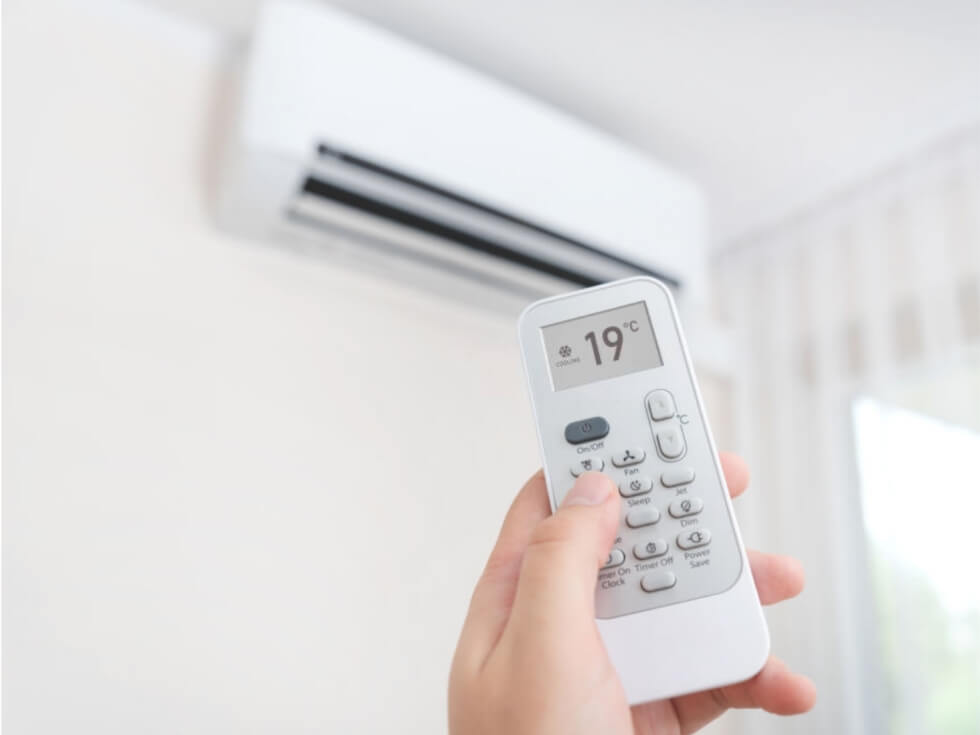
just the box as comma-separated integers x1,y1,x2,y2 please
647,390,676,421
602,548,626,569
676,529,712,549
626,507,661,528
669,497,704,518
619,476,653,498
570,456,605,477
564,417,610,445
633,539,669,560
655,426,686,460
611,448,646,467
661,466,695,487
640,570,677,593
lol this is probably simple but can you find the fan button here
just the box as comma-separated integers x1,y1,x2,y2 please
611,448,646,467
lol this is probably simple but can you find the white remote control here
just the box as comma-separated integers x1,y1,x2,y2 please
518,277,769,704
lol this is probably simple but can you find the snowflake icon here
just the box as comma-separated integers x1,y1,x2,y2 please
559,345,572,358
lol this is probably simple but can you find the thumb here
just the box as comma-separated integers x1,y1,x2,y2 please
506,472,621,640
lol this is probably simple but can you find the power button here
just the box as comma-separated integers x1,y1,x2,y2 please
564,417,610,445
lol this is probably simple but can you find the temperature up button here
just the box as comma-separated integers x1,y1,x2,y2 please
647,390,677,421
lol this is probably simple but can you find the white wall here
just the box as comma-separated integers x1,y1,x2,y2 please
3,1,543,731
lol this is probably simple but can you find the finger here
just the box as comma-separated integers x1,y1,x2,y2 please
714,656,817,713
666,657,816,733
481,469,553,582
454,470,551,664
748,549,806,605
505,472,620,644
719,451,750,499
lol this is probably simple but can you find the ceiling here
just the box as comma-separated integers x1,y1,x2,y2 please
142,0,980,247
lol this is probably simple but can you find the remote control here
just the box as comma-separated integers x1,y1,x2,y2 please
518,276,769,704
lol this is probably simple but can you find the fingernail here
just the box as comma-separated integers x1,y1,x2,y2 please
562,472,613,507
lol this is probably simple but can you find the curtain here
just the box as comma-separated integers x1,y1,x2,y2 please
709,128,980,735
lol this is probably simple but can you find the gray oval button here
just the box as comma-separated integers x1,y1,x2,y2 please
602,548,626,569
565,417,610,445
626,507,661,528
647,390,677,421
661,467,695,487
640,570,677,593
619,476,653,498
676,529,712,549
669,497,703,518
611,448,646,467
655,426,686,460
633,539,669,560
570,456,605,477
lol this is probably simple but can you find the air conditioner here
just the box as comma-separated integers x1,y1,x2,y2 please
216,1,709,307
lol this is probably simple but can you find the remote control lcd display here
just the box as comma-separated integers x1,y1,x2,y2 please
542,301,663,390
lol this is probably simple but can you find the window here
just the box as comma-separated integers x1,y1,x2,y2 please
853,395,980,735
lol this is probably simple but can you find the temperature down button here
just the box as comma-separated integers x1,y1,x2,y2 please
655,426,686,460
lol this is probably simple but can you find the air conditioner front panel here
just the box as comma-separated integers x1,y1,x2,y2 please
219,1,710,302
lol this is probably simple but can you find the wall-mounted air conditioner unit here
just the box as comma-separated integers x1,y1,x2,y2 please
216,1,709,306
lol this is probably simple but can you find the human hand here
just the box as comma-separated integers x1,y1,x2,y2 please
449,453,815,735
